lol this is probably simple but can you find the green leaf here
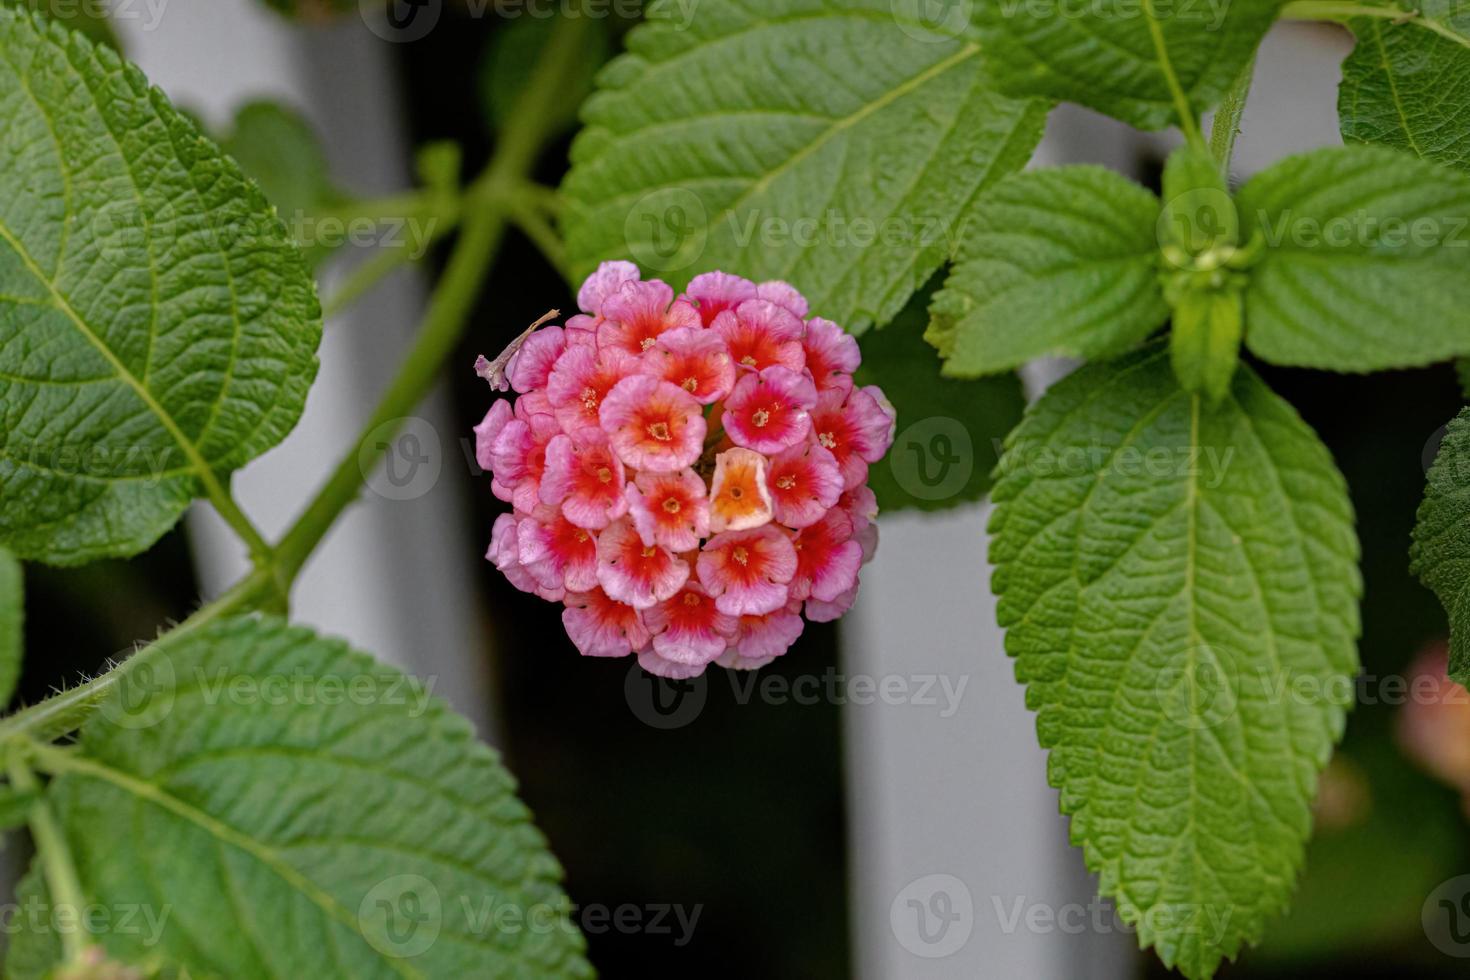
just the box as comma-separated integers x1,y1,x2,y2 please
481,15,610,139
927,167,1168,376
219,100,346,226
1411,407,1470,683
990,344,1360,978
8,616,592,979
1,0,117,50
854,283,1025,511
1339,3,1470,174
562,0,1048,333
0,11,322,565
974,0,1281,130
1237,144,1470,371
0,547,20,707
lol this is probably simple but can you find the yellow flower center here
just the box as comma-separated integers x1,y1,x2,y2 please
648,421,671,441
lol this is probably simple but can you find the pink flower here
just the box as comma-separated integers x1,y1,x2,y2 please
476,264,893,677
577,260,641,316
639,327,736,404
644,583,738,670
719,603,805,669
789,509,863,603
546,344,640,433
757,280,809,318
598,279,700,355
540,428,629,530
686,271,758,326
508,326,567,394
722,366,817,454
626,469,710,552
637,648,710,680
697,525,798,616
489,514,563,601
474,399,513,471
805,584,857,623
811,382,896,490
489,411,562,514
802,317,860,391
596,517,690,609
518,508,600,593
714,301,805,373
563,588,650,658
708,447,774,533
766,441,843,528
600,375,707,472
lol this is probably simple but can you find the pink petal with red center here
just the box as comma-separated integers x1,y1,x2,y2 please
722,366,817,454
719,603,805,670
756,280,809,318
640,326,735,404
518,509,600,593
790,509,862,603
766,441,843,528
697,525,798,616
715,301,805,373
489,514,563,600
644,583,738,667
805,584,858,623
598,280,701,355
547,344,640,433
686,271,758,326
802,317,860,391
812,383,897,490
636,649,710,679
596,517,691,609
539,428,629,530
490,412,561,513
562,588,650,658
600,375,707,472
474,399,513,471
708,447,774,533
626,469,710,552
507,325,567,394
577,260,640,316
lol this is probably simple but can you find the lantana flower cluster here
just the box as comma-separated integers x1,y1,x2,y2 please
474,261,894,678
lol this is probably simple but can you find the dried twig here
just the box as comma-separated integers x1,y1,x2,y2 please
474,309,560,391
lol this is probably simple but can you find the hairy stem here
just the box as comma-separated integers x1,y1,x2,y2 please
1282,0,1470,47
7,747,87,961
1209,54,1256,170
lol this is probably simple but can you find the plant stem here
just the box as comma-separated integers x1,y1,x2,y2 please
1209,54,1256,170
0,569,276,746
7,747,88,961
321,211,461,321
1142,0,1207,148
1282,0,1470,47
505,195,568,280
275,11,590,583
